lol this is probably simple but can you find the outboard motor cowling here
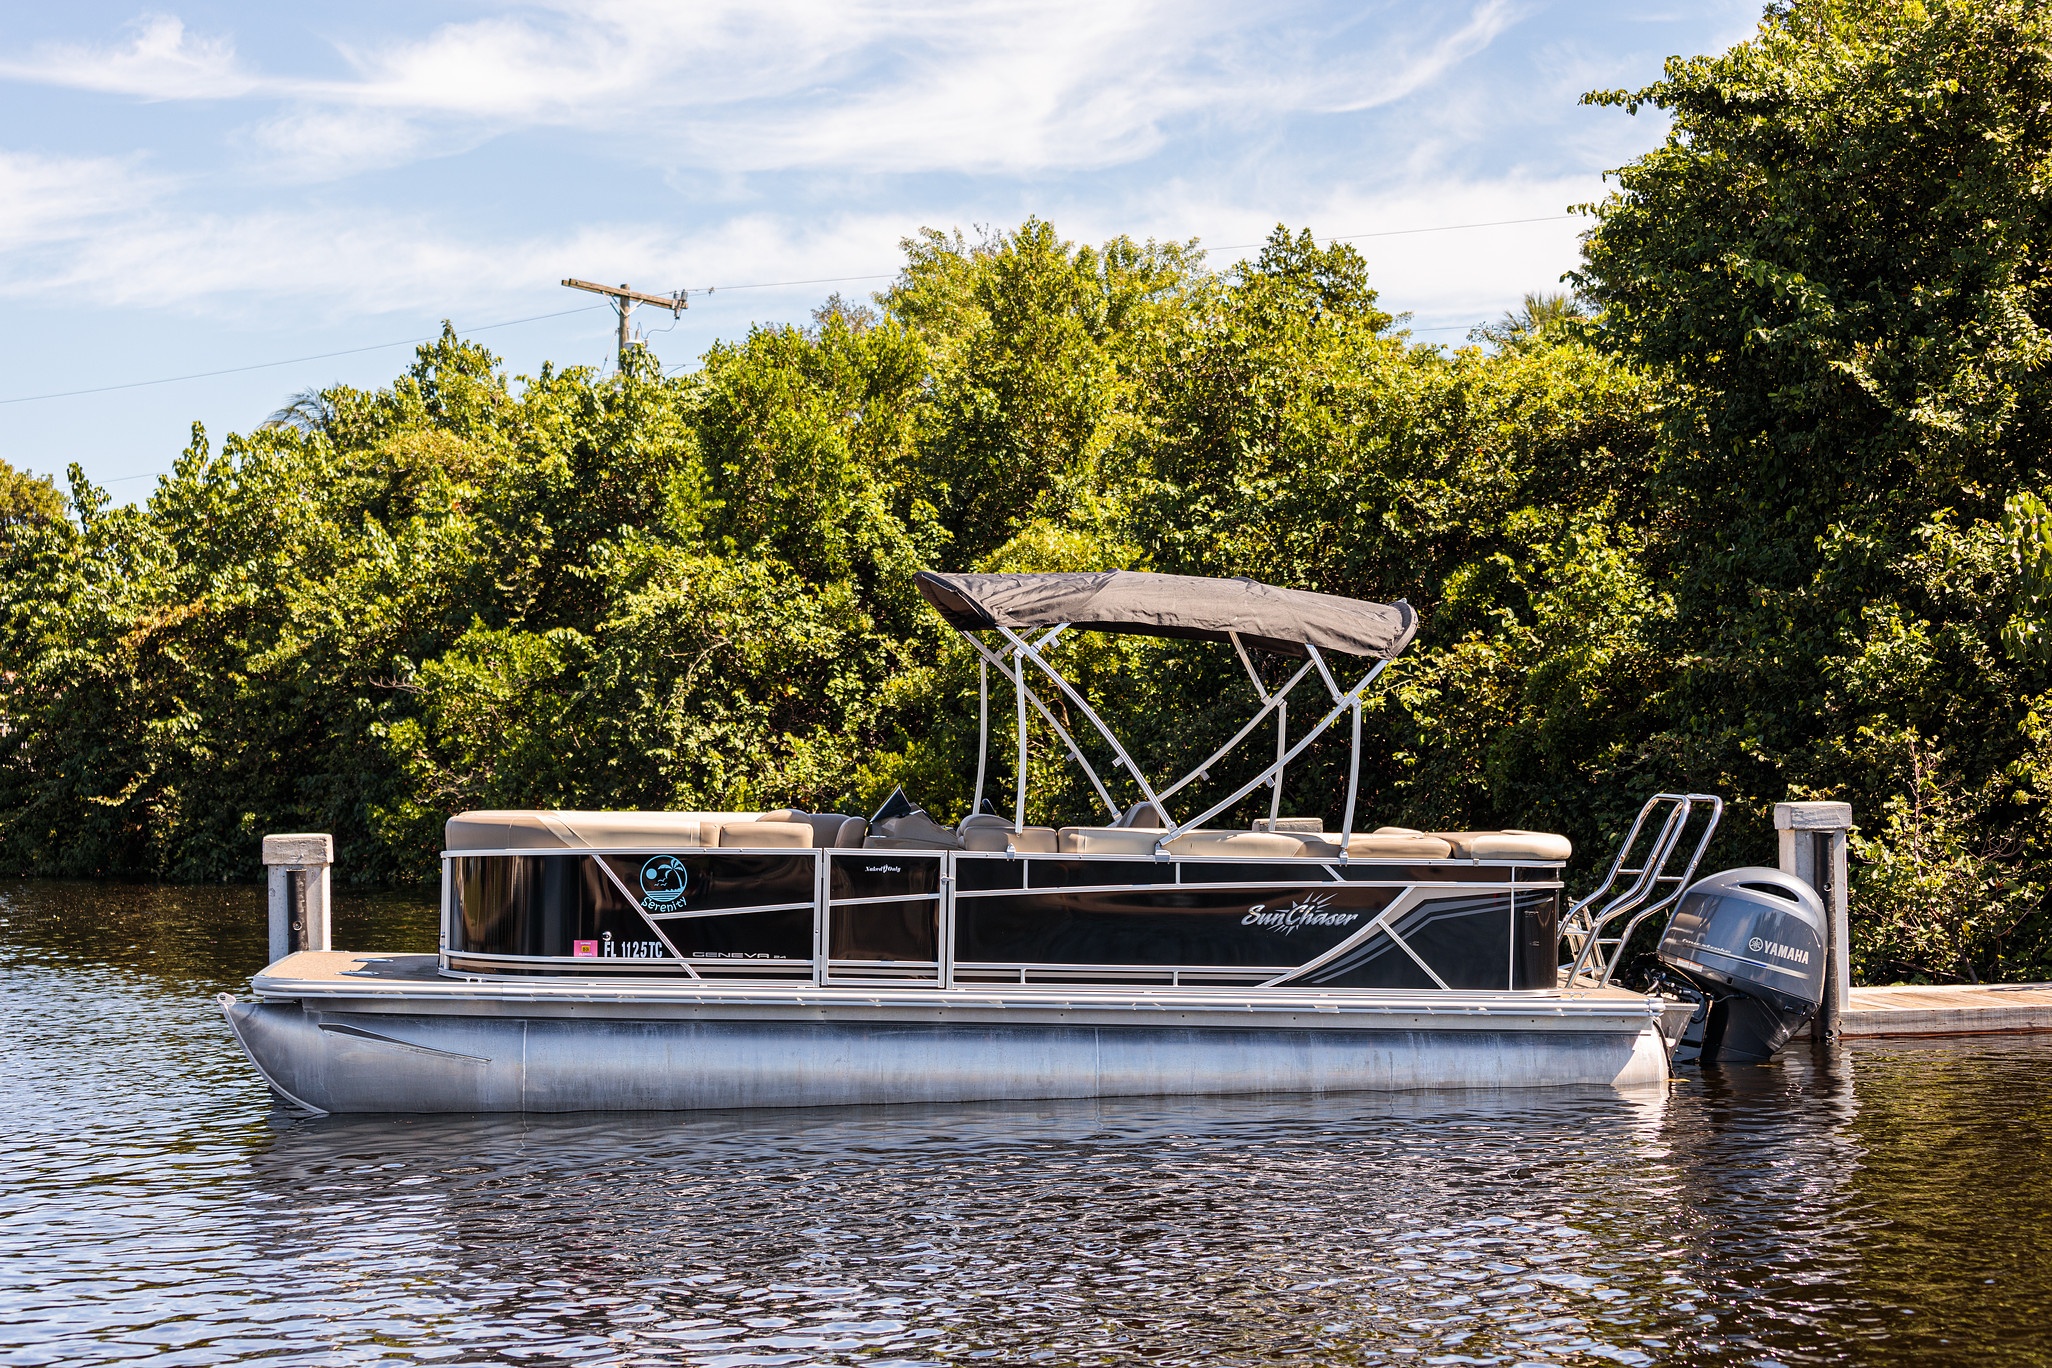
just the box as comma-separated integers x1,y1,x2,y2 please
1657,867,1827,1062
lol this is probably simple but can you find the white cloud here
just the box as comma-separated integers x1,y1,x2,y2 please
1311,0,1521,113
4,2,1523,179
244,107,439,181
0,185,909,321
0,14,258,100
0,149,166,253
0,2,1623,332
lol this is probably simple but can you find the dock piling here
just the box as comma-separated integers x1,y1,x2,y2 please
1775,802,1852,1038
263,833,334,962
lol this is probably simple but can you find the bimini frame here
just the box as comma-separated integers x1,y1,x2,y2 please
919,571,1413,859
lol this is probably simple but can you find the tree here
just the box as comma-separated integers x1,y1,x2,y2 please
1575,0,2052,972
0,458,64,534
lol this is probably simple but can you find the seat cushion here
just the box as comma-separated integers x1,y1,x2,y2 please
1434,830,1573,861
717,820,816,849
1111,802,1169,830
1058,827,1167,855
958,813,1014,833
444,810,762,851
961,826,1059,853
1165,831,1307,858
1252,817,1325,835
1478,829,1573,861
1336,832,1454,859
777,813,866,847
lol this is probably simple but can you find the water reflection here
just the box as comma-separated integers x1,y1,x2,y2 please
230,1090,1688,1366
4,879,2052,1365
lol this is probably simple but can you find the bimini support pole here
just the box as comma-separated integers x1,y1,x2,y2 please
1160,658,1391,845
993,622,1171,820
1339,695,1363,860
1227,631,1288,827
1154,657,1316,806
1013,648,1028,832
1271,700,1288,827
958,631,1119,818
973,657,989,816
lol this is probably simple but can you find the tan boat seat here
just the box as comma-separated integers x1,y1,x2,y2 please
763,812,868,847
961,825,1059,853
1058,826,1164,855
958,813,1014,833
444,810,762,851
1434,829,1573,861
1252,817,1325,835
1166,831,1306,858
1295,831,1453,859
1112,802,1169,829
717,820,816,849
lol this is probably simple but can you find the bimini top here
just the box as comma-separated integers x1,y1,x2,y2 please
914,570,1417,658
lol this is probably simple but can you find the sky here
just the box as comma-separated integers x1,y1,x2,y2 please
0,1,1764,494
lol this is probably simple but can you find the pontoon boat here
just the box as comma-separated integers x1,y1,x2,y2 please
221,571,1805,1113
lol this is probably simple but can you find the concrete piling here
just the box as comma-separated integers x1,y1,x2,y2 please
1775,802,1853,1039
262,833,333,963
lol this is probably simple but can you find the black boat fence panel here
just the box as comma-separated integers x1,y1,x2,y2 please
443,848,1564,991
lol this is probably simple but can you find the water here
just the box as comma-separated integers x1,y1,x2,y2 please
4,882,2052,1366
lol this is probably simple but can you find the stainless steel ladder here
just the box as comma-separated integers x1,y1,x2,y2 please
1560,793,1724,988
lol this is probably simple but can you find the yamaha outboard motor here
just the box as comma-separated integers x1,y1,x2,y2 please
1657,867,1827,1062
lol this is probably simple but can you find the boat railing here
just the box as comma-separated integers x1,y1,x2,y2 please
1560,793,1723,988
440,842,1571,993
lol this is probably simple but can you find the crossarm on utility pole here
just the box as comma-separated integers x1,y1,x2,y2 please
562,278,689,313
562,278,688,369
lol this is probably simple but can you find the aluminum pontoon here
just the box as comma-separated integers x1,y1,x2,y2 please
222,570,1730,1114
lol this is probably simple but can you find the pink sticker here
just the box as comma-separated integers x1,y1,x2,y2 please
572,940,599,958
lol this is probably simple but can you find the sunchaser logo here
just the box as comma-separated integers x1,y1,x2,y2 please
1242,892,1360,935
1747,934,1811,965
639,855,690,911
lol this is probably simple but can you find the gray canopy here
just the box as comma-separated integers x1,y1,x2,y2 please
914,570,1417,658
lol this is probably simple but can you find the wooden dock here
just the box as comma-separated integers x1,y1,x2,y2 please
1831,983,2052,1038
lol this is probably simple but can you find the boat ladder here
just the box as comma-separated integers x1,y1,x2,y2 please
1560,793,1723,988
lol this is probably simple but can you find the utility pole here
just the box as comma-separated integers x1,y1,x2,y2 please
562,278,688,369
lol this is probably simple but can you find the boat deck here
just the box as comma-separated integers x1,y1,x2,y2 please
248,951,1658,1032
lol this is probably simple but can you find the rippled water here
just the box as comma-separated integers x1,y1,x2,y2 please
5,880,2052,1365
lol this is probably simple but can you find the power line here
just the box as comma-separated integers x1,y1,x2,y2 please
702,273,897,294
0,214,1572,409
0,305,606,407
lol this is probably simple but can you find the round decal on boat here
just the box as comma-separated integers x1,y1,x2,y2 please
639,855,690,910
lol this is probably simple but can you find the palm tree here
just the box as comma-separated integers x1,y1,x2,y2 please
260,388,337,434
1470,291,1587,348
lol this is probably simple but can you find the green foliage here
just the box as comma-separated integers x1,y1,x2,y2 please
0,458,65,535
2001,491,2052,662
1569,0,2052,977
1849,731,2043,982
